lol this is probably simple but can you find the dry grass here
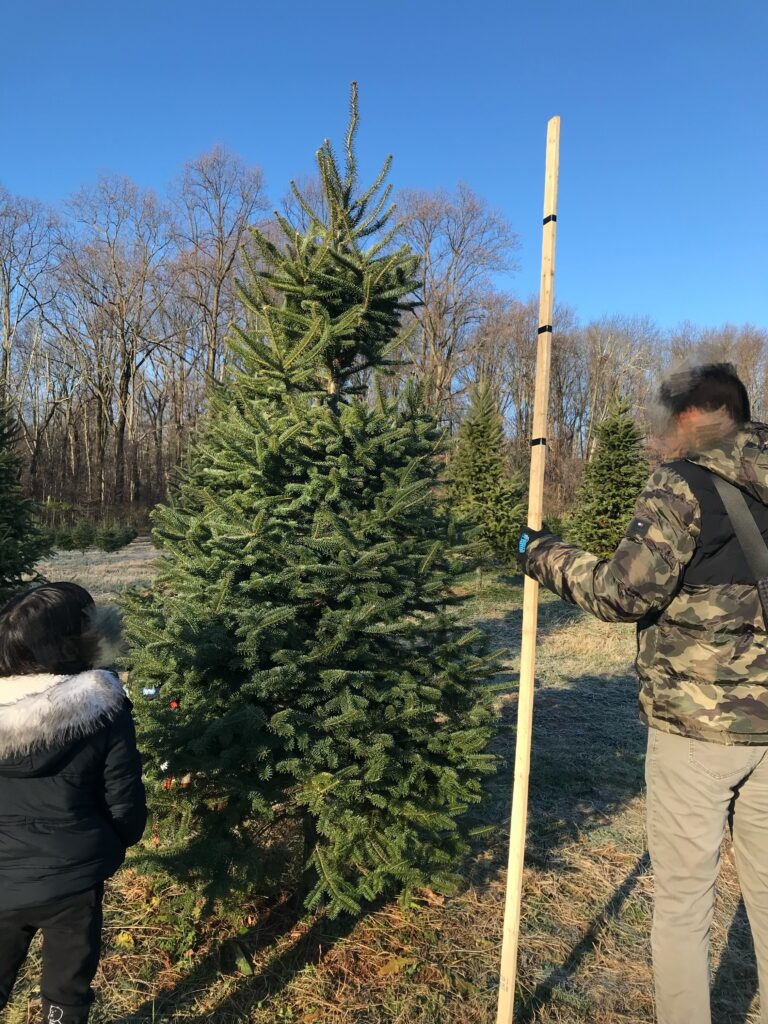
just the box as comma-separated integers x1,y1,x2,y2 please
35,538,158,602
6,554,762,1022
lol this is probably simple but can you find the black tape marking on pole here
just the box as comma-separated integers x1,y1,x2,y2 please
543,214,557,225
538,325,553,335
530,437,547,447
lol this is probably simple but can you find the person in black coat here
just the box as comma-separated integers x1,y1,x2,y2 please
0,581,146,1024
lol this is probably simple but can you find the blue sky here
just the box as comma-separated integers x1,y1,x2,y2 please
2,0,766,329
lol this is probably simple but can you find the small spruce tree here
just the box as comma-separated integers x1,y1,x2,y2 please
450,382,525,563
566,398,648,558
123,87,500,915
0,402,49,602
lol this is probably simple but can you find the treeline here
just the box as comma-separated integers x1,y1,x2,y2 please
2,152,766,519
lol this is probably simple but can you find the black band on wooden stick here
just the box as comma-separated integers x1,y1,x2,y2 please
543,214,557,225
530,437,547,447
538,325,553,334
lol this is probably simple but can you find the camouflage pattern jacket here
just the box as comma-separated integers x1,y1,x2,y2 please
525,425,768,744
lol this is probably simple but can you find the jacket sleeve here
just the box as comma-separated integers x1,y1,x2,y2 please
102,701,147,847
525,466,701,622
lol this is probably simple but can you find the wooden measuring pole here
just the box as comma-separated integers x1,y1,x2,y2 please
495,115,561,1024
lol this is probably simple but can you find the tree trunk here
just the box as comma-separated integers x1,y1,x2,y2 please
114,360,132,506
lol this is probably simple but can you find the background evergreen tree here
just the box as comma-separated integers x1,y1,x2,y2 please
123,87,500,915
0,402,50,602
566,397,648,558
450,381,525,563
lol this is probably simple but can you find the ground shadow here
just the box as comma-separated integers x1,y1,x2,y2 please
467,662,648,892
514,852,651,1023
511,857,759,1023
712,898,759,1024
203,907,370,1023
111,896,376,1023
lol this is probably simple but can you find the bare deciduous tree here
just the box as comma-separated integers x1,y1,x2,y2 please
54,176,175,504
0,187,56,393
397,183,520,413
175,146,267,381
1,159,763,527
580,315,660,456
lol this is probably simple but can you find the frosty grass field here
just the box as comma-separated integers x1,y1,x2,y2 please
7,540,757,1023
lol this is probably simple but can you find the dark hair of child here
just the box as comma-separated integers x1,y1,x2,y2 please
0,582,98,676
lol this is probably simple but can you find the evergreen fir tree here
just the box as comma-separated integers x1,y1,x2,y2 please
0,402,49,602
123,87,500,915
566,398,648,558
450,381,525,563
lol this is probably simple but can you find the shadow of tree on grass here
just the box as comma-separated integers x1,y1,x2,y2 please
111,896,378,1023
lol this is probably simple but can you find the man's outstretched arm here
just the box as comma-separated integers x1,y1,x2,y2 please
519,466,701,623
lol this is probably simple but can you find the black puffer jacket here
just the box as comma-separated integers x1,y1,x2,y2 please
0,669,146,909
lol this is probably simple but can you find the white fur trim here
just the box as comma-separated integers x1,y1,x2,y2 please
0,670,125,757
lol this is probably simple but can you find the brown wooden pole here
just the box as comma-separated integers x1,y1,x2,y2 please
495,115,561,1024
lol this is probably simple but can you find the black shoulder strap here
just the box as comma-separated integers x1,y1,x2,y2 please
710,474,768,578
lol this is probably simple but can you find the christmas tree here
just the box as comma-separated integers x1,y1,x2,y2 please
566,398,648,559
123,87,500,915
450,381,525,563
0,402,49,602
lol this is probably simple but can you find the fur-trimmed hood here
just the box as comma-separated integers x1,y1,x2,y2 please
0,670,126,762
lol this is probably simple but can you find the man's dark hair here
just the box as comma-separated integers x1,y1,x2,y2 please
0,582,97,676
658,362,751,426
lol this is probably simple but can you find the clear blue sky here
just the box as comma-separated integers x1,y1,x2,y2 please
2,0,766,329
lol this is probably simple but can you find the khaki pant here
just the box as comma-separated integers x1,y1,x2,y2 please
646,728,768,1023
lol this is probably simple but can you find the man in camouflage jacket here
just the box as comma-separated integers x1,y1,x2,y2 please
519,363,768,1024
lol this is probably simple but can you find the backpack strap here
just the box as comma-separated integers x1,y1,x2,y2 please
709,474,768,579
